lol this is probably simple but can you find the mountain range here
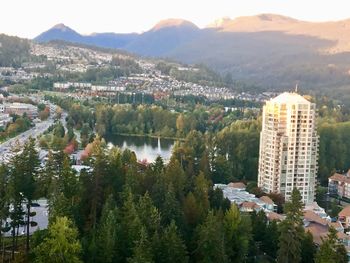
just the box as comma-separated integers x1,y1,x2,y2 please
35,14,350,91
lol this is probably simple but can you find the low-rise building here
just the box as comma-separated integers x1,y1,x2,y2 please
4,103,38,119
214,183,277,213
339,206,350,229
329,170,350,199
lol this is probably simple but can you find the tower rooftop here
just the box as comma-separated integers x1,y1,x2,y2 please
270,92,310,104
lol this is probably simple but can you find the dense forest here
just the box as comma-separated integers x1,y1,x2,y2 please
0,135,347,263
48,95,350,185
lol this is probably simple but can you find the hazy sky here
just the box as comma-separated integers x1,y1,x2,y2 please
1,0,350,38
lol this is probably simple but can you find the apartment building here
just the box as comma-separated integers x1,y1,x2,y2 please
258,92,319,204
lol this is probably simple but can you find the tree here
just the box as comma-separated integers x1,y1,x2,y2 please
262,220,279,258
156,221,188,263
127,227,154,263
277,188,304,263
224,204,251,262
96,196,118,263
183,192,200,229
85,137,109,230
176,113,185,137
137,193,161,236
33,217,82,263
195,211,226,263
53,121,65,138
301,231,316,263
0,164,10,259
119,189,143,259
8,139,40,259
315,227,348,263
193,172,210,221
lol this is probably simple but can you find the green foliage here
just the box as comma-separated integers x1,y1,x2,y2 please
277,189,304,263
156,221,188,263
0,114,32,141
318,121,350,185
301,231,316,263
315,227,348,263
195,211,226,263
33,216,82,263
224,205,251,262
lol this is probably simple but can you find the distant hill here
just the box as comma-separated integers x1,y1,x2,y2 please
35,24,84,43
34,14,350,91
0,34,31,67
34,19,200,55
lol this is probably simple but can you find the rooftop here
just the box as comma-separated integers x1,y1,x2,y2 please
339,206,350,217
270,92,310,104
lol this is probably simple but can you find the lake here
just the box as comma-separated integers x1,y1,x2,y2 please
105,134,175,163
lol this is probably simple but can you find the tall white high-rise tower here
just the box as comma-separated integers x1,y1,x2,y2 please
258,92,318,204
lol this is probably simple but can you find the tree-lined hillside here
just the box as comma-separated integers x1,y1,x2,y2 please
0,34,31,67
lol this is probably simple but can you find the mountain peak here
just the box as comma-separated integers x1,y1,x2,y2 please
51,23,72,31
151,19,199,31
35,23,82,43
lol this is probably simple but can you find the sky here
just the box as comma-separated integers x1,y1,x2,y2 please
1,0,350,39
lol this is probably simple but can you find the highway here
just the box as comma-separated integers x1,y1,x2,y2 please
0,99,66,163
0,117,55,163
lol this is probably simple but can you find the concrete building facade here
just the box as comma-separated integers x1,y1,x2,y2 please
258,92,319,204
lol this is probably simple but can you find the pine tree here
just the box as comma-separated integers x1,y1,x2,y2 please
183,192,200,229
86,137,109,230
137,193,161,236
195,211,226,263
33,216,82,263
224,204,251,263
193,172,210,221
156,221,188,263
96,196,118,263
315,227,348,263
160,185,184,227
262,220,279,258
301,231,316,263
21,138,41,256
120,189,143,259
127,227,154,263
277,188,304,263
0,164,10,259
164,158,186,200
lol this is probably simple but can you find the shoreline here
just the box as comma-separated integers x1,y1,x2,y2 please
104,132,185,142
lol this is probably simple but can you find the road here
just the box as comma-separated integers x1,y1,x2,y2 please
0,118,55,163
0,100,65,163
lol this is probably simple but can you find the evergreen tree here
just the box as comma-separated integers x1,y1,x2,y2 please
119,188,143,259
183,192,200,229
224,204,251,263
0,164,10,258
19,138,41,255
137,193,161,236
156,221,188,263
193,172,210,221
195,211,226,263
33,217,82,263
277,188,304,263
301,231,316,263
96,196,118,263
262,220,279,258
86,137,109,230
315,227,348,263
164,158,186,200
127,227,154,263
